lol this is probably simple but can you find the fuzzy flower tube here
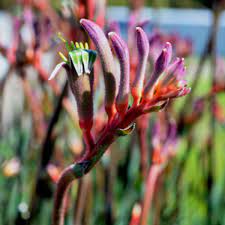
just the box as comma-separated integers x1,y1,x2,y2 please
49,19,190,225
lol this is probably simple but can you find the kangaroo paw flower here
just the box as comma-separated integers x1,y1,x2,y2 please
50,35,97,132
80,19,117,119
143,42,172,100
108,32,130,115
132,27,149,105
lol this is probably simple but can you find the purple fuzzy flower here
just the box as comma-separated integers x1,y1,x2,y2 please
108,32,130,115
80,19,117,119
132,27,149,104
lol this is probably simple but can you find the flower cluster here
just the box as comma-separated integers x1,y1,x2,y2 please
50,18,190,157
50,19,191,225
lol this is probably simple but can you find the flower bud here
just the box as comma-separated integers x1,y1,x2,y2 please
149,57,190,100
132,27,149,104
80,19,117,118
108,32,130,115
161,57,185,87
143,42,172,100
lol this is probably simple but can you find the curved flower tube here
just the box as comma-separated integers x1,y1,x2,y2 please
132,27,149,105
80,19,117,120
108,31,130,116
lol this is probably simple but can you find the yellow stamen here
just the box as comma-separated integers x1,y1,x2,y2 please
85,42,89,49
75,42,80,49
58,52,68,62
57,32,66,43
79,42,84,49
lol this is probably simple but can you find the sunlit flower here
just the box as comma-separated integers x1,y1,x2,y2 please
50,19,190,152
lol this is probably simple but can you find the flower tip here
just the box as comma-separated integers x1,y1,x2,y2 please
108,32,126,48
48,71,55,80
80,19,94,29
135,26,147,38
57,32,66,43
135,26,148,38
48,72,56,80
136,26,141,31
108,31,116,38
165,41,171,46
136,26,149,57
80,18,86,24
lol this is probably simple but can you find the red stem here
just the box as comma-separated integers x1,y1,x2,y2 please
140,164,163,225
52,101,153,225
83,129,95,152
52,166,77,225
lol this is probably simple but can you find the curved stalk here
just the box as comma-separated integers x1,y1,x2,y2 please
52,130,117,225
140,164,163,225
52,166,75,225
73,174,92,225
52,99,175,225
51,98,160,225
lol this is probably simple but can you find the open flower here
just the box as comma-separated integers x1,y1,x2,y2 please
49,36,97,132
143,57,190,102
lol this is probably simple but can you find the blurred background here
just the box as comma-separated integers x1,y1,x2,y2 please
1,0,225,225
